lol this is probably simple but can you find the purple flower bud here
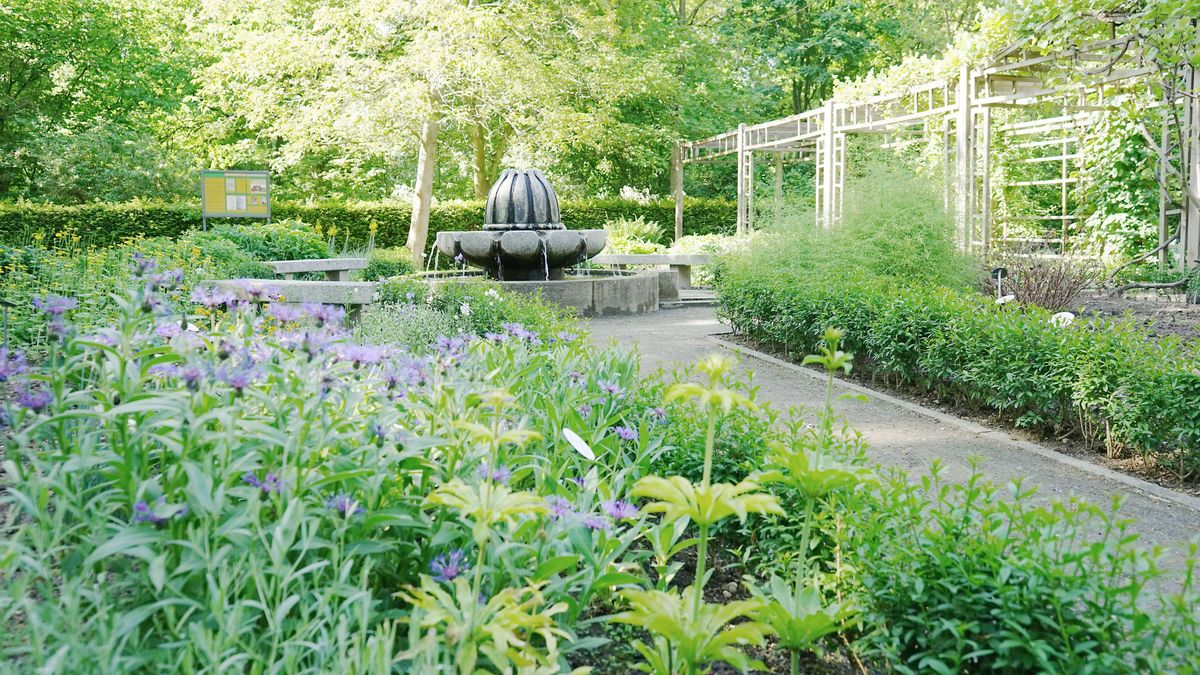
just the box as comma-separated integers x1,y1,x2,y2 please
650,407,668,424
430,549,469,582
598,380,623,398
326,493,365,516
132,496,187,525
577,404,593,418
302,303,345,328
243,473,264,489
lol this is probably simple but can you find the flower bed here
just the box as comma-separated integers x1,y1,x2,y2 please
2,259,1198,672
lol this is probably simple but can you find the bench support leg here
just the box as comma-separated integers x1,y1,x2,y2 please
671,265,692,289
327,270,350,282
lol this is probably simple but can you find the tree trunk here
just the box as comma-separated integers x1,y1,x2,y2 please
791,79,802,115
471,122,489,199
407,114,440,270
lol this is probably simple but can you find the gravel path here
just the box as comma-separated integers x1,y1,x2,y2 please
587,304,1200,591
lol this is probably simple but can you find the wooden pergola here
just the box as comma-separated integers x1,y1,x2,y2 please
672,23,1200,269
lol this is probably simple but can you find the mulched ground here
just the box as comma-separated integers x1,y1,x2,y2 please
1073,290,1200,341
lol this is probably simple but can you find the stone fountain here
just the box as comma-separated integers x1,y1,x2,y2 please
429,168,659,316
435,168,606,281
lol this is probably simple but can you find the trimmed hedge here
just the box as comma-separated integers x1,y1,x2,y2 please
0,198,736,248
716,271,1200,469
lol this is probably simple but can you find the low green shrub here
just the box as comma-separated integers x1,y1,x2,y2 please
846,463,1199,673
603,215,666,254
207,219,326,261
361,246,415,281
717,269,1200,471
0,198,736,248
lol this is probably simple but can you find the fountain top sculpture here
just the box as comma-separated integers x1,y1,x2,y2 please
484,168,563,231
435,168,605,281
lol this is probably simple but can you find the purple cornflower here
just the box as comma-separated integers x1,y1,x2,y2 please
430,549,469,582
180,364,203,390
154,320,183,339
502,323,540,344
598,380,623,398
650,407,668,424
15,383,52,411
147,268,183,289
131,253,158,277
554,331,577,343
583,515,609,531
132,497,187,525
301,303,345,327
326,493,365,516
546,495,574,521
567,475,586,488
612,425,637,442
434,335,470,361
454,253,465,265
236,280,279,301
0,348,28,382
244,471,286,494
567,371,584,386
334,343,390,367
191,286,235,309
267,303,305,323
602,499,639,520
476,463,512,485
577,403,593,418
215,363,259,393
32,294,77,316
483,331,508,343
382,357,428,390
148,364,181,378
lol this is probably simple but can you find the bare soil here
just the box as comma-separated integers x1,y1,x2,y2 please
1073,290,1200,341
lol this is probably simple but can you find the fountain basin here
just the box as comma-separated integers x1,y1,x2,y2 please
420,269,659,317
435,229,606,281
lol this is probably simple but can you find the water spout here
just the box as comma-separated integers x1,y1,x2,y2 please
495,250,505,281
540,239,549,281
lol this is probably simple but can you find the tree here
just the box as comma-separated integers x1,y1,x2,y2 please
0,0,193,200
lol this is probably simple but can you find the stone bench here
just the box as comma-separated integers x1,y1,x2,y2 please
589,253,711,289
267,258,368,282
206,279,377,323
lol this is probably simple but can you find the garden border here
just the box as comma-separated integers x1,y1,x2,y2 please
705,334,1200,515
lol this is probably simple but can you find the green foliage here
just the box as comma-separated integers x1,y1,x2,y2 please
846,464,1197,673
361,246,415,281
205,219,326,261
717,268,1200,471
603,215,666,254
0,198,736,249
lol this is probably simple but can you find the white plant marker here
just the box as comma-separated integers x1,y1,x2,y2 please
563,428,595,460
996,294,1016,305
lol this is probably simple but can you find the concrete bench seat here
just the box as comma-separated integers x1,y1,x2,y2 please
206,279,377,322
267,258,368,282
589,253,711,288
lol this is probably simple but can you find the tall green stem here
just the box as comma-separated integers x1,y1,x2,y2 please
702,412,716,487
795,496,815,589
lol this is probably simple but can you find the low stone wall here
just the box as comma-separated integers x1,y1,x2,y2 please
495,270,660,317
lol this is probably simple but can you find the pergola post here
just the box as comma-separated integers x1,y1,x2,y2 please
822,101,836,227
736,123,747,236
747,149,755,231
1186,48,1200,268
955,62,974,250
1158,110,1170,270
980,105,992,254
671,142,684,242
773,152,783,226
